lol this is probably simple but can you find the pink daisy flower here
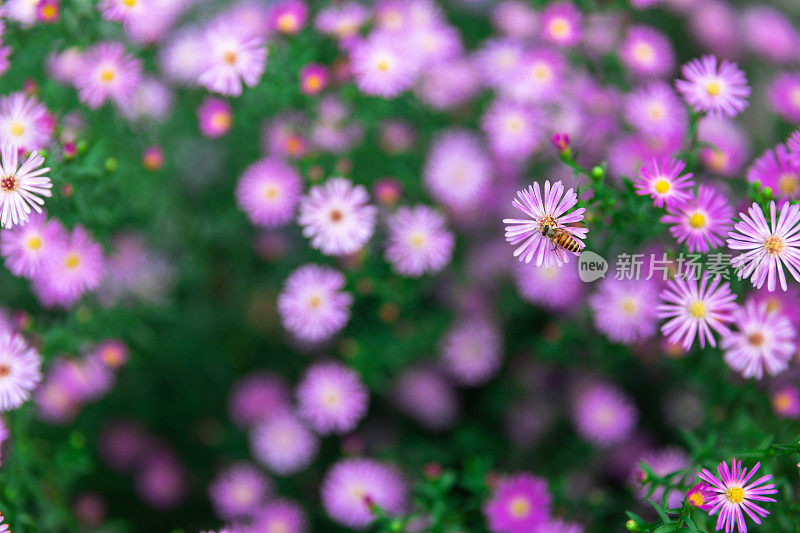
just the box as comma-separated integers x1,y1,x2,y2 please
98,0,149,25
767,72,800,124
350,31,419,99
197,21,267,97
675,55,750,117
481,99,543,162
269,0,308,35
297,177,377,257
384,205,455,277
74,41,142,109
439,318,503,387
0,332,41,411
727,201,800,292
619,25,675,79
698,459,777,533
504,48,565,103
503,180,587,268
512,261,584,313
235,157,302,228
277,264,353,343
624,83,687,139
251,499,308,533
658,274,737,350
393,366,458,431
299,63,328,95
771,386,800,419
0,142,52,229
634,448,690,509
589,277,660,345
296,361,369,435
571,381,638,446
747,145,799,201
686,482,716,511
483,473,552,533
0,92,53,151
208,462,271,520
197,97,232,138
315,3,370,42
661,185,733,253
227,372,290,428
721,299,796,380
250,411,318,475
1,212,63,278
634,158,695,208
697,117,750,177
541,1,581,47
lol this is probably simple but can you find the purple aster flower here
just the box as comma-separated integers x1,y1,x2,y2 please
0,142,52,229
741,7,800,64
98,0,150,24
0,332,41,411
208,463,270,521
134,451,187,509
415,58,480,111
320,458,408,530
619,25,675,79
686,482,716,511
439,318,503,387
721,299,796,380
483,473,552,533
119,77,174,123
504,48,566,103
384,205,455,277
251,499,308,533
541,1,581,47
752,286,800,329
1,212,63,278
227,371,290,428
512,260,584,313
476,38,525,90
634,448,690,509
698,117,750,177
661,185,733,253
197,97,232,138
658,274,737,350
767,72,800,124
297,177,377,256
405,21,463,68
158,30,205,86
771,386,800,419
589,278,660,345
250,411,318,475
350,31,419,99
32,225,105,308
197,21,267,97
491,1,538,41
624,82,687,138
675,55,750,117
296,361,369,435
235,157,302,229
571,381,638,447
747,145,799,201
698,459,777,533
0,92,53,151
727,201,800,292
503,180,587,268
481,99,544,161
74,41,142,109
269,0,308,35
423,129,492,213
789,131,800,167
315,2,369,43
393,366,458,431
634,158,695,208
277,264,353,343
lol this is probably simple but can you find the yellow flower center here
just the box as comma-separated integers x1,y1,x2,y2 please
689,212,707,229
707,149,728,172
764,235,785,255
688,300,706,319
620,297,638,315
633,43,655,63
705,80,722,96
10,121,25,137
308,294,322,309
99,67,116,83
654,179,671,194
409,231,426,248
1,175,17,192
774,392,792,411
277,13,298,33
376,57,391,72
648,104,665,120
549,17,569,38
509,496,531,518
263,184,279,200
791,88,800,109
26,235,42,250
305,75,322,91
323,390,340,407
64,253,81,270
506,116,523,133
765,298,781,314
532,63,552,82
211,112,231,130
223,51,238,65
268,521,289,533
778,173,799,196
688,492,705,507
725,487,744,504
122,0,137,7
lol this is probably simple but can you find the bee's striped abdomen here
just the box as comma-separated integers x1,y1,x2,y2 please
555,231,581,253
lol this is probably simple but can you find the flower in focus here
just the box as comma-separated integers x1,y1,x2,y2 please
297,177,377,257
296,361,369,435
698,459,777,533
208,462,271,520
75,41,143,109
721,300,796,380
727,201,800,292
0,143,52,229
634,157,694,208
277,264,353,343
0,332,41,411
589,277,660,345
571,381,638,446
235,157,302,228
541,1,581,48
384,205,455,277
686,482,715,511
661,185,733,253
483,473,552,533
320,458,408,530
250,411,318,475
675,55,750,117
439,318,503,387
197,21,267,97
1,212,63,278
0,92,53,151
503,180,587,268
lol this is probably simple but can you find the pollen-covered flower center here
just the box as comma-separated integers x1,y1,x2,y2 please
725,486,744,504
277,13,298,33
688,300,706,319
778,173,799,196
223,51,238,65
305,75,322,90
1,175,18,192
764,235,785,255
688,492,705,507
689,212,707,229
64,253,81,269
747,331,765,347
707,149,728,171
0,364,10,377
654,178,671,194
548,17,569,38
505,116,523,133
10,121,25,136
26,235,43,250
508,496,531,518
705,80,722,96
211,112,231,130
774,392,792,411
41,3,57,18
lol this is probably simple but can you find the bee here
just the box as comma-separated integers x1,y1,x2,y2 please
540,224,582,255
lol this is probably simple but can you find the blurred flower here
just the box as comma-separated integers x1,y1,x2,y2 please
624,83,687,139
424,129,492,213
0,143,52,229
697,459,777,533
296,361,369,435
634,448,689,509
504,47,565,103
159,30,205,85
491,1,538,40
251,411,318,475
439,318,503,386
74,41,142,109
722,300,796,380
120,77,174,123
251,499,308,533
634,157,694,208
228,372,290,428
661,185,732,253
571,381,638,446
771,386,800,419
483,473,552,532
416,58,479,111
350,31,419,98
767,72,800,124
384,205,455,277
235,157,302,228
0,92,53,151
589,278,660,345
741,7,800,64
541,1,581,48
675,55,750,117
134,451,187,509
619,25,675,79
503,180,587,268
197,21,267,97
142,145,164,171
315,2,369,43
299,63,328,95
379,120,415,153
298,177,377,257
269,0,308,35
697,117,749,177
1,212,63,278
0,332,41,411
92,339,128,370
208,462,271,520
73,492,106,528
197,97,233,138
728,201,800,292
320,458,408,529
482,99,543,161
393,366,458,431
512,260,583,313
747,145,799,201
